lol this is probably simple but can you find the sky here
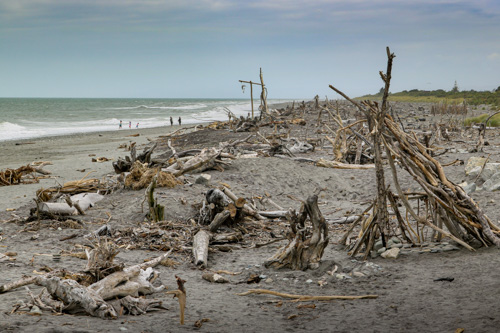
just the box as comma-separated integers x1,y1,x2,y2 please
1,0,499,99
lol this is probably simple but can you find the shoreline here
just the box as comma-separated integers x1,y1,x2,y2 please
0,123,197,211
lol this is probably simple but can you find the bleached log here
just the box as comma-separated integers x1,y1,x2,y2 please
40,202,78,215
40,192,104,215
34,275,117,318
164,148,221,177
258,210,288,218
89,267,164,301
193,229,212,267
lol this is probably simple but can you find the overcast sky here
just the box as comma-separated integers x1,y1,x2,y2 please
1,0,499,99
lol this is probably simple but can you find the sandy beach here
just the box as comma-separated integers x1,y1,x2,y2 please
1,101,500,332
0,125,193,211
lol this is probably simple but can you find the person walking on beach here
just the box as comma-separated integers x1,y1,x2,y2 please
170,116,173,126
136,123,139,129
129,121,131,129
178,117,181,126
119,120,122,129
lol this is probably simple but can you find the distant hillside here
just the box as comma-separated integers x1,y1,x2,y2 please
359,87,500,107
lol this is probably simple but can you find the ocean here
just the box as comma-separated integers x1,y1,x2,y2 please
0,98,290,142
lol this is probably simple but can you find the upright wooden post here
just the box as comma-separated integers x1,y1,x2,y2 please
239,68,269,119
250,81,254,118
259,68,269,115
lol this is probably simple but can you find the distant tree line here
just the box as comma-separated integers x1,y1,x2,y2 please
370,84,500,107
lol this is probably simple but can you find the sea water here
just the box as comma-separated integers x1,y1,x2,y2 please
0,98,290,142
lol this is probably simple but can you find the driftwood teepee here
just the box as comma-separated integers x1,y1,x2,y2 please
331,47,500,258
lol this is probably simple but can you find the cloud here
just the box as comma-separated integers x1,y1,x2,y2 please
488,53,500,60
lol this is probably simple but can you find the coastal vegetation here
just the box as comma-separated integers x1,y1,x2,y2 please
360,84,500,107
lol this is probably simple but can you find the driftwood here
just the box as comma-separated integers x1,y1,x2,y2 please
113,143,157,173
193,229,212,267
89,267,165,300
164,147,221,177
330,47,500,256
265,195,329,270
34,275,117,318
0,165,41,186
146,176,164,222
222,187,265,220
1,251,173,319
166,275,186,325
237,289,378,301
39,192,104,216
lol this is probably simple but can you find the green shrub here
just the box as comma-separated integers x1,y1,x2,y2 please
464,113,500,127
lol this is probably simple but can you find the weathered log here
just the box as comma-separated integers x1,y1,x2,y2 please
40,192,104,216
34,275,117,318
209,210,231,232
89,267,165,300
164,148,221,177
193,229,212,267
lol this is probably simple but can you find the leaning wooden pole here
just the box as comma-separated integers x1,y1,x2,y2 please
373,47,395,237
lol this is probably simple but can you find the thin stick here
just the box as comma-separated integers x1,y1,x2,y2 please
237,289,377,301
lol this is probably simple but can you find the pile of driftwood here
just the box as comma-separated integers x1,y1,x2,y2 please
1,237,187,321
331,47,500,258
0,162,52,186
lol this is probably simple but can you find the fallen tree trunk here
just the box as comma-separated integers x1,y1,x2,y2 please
39,192,104,215
193,229,212,267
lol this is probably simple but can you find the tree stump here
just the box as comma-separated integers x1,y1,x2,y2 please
265,195,329,270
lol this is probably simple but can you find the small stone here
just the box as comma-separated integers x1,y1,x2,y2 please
462,182,477,194
442,245,459,252
265,278,273,283
373,240,384,251
195,174,211,185
377,247,387,255
57,227,62,231
119,328,128,331
370,250,379,259
390,243,403,249
430,248,442,253
390,237,401,244
352,271,365,278
381,248,400,259
282,278,289,281
30,305,42,315
305,279,313,284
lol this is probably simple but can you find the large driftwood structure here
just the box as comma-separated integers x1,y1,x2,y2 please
330,47,500,257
